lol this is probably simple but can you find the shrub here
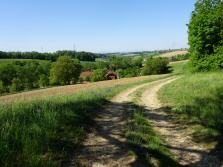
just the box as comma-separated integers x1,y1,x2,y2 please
91,69,107,82
117,67,141,78
39,74,49,87
141,57,169,75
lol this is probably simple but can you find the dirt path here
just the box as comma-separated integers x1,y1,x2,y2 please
70,81,159,167
140,78,221,166
70,77,176,167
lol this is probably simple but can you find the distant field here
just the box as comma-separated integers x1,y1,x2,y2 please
158,50,188,58
0,59,50,66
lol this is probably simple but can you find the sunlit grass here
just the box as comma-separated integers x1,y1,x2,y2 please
0,75,169,167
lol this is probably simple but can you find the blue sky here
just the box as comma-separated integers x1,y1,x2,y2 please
0,0,195,53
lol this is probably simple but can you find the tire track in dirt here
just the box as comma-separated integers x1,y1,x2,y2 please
140,77,221,166
70,77,176,167
70,80,169,166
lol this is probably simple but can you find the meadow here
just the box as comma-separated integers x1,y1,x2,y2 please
159,71,223,133
0,75,168,167
158,67,223,161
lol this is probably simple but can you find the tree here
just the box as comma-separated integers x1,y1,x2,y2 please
188,0,223,71
50,56,82,85
0,80,6,94
39,74,49,87
0,64,16,87
91,69,107,82
141,57,169,75
10,78,23,92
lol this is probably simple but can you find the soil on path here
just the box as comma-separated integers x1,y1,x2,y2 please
70,81,157,167
140,78,222,167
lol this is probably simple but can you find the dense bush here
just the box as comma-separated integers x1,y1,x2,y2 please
91,69,107,82
142,57,169,75
117,67,141,78
0,61,51,94
50,56,82,85
188,0,223,71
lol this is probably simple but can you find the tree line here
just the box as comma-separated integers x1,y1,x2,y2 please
0,55,170,95
0,50,99,61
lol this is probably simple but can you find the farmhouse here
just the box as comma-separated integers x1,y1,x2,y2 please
106,71,118,80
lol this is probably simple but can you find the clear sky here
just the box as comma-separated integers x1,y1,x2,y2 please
0,0,196,53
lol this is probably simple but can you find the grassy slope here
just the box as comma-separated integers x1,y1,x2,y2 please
169,60,190,75
0,75,168,167
159,61,223,156
157,50,188,58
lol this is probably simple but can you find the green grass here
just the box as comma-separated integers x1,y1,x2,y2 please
0,75,169,167
169,60,190,75
124,85,180,166
158,72,223,145
125,106,180,167
159,72,223,130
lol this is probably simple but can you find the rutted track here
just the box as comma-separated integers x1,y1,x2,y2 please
140,78,221,166
70,77,177,167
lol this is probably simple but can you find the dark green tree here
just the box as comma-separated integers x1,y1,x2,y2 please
141,57,169,75
188,0,223,71
50,56,82,85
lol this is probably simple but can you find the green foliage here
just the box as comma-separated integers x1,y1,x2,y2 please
0,50,99,62
10,78,23,92
188,0,223,71
117,67,141,78
50,56,82,85
0,60,52,94
0,81,6,94
91,69,107,82
190,46,223,72
39,75,49,87
142,57,169,75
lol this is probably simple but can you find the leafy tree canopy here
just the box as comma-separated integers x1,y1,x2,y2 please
50,56,82,85
188,0,223,71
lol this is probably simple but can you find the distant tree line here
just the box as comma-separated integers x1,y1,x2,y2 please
0,56,82,94
0,54,170,95
81,56,169,82
188,0,223,71
0,50,99,61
